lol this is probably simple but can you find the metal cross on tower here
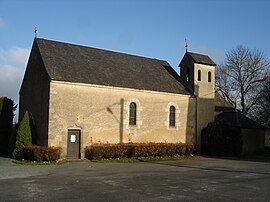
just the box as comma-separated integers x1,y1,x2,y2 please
35,27,37,38
185,37,188,52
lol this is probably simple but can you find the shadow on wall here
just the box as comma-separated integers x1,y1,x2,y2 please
106,98,124,143
185,96,196,144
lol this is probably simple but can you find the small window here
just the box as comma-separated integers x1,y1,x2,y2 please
169,106,176,127
186,68,190,82
208,71,211,82
129,102,137,125
198,70,201,81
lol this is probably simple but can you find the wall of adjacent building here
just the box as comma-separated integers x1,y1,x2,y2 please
48,81,196,157
242,128,265,154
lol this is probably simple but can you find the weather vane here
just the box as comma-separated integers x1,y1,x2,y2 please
185,37,188,52
35,27,37,38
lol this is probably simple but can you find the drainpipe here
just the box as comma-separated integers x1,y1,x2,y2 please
195,95,198,146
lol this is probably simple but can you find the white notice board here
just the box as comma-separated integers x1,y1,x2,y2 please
70,135,76,143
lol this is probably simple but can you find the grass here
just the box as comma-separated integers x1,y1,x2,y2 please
13,159,67,165
91,154,198,163
91,157,139,163
11,154,198,164
138,154,197,162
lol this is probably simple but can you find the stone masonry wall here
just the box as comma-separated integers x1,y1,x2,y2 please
48,81,196,157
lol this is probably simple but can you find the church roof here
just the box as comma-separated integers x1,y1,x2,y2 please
180,51,216,66
215,92,234,112
35,38,191,95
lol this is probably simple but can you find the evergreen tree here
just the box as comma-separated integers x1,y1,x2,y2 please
12,111,33,159
0,97,16,154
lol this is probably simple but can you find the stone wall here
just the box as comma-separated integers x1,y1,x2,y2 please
48,81,196,157
19,41,50,146
194,63,215,147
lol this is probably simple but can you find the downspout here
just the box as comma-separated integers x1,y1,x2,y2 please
195,95,198,149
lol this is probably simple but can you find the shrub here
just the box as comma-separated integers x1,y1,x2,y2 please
0,97,16,154
22,145,62,162
85,143,197,160
85,144,130,159
10,111,35,159
201,120,242,156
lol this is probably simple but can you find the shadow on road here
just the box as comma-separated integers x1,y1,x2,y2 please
139,157,270,176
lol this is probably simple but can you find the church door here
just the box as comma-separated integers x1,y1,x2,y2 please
67,129,81,159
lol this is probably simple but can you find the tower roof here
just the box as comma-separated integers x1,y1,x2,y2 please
179,51,216,67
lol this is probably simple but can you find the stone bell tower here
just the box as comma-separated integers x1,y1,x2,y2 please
179,51,216,147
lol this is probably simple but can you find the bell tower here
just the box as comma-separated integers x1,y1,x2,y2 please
179,51,216,148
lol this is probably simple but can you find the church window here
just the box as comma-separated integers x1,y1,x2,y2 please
129,102,137,125
208,71,211,82
169,106,176,127
186,68,190,82
198,69,201,81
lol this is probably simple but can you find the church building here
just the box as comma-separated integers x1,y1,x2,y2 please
19,38,228,158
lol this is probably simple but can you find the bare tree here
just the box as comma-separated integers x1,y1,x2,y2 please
216,45,269,116
250,78,270,128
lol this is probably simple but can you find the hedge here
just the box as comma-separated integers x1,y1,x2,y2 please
22,145,62,162
85,143,196,160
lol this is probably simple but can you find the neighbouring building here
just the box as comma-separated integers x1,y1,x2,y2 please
19,38,264,158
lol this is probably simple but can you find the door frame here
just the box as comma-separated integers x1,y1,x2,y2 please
67,129,82,159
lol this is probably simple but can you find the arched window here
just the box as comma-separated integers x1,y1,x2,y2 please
169,106,176,127
186,68,190,82
198,69,201,81
129,102,137,125
208,71,211,82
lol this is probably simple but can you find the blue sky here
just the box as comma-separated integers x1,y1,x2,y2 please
0,0,270,121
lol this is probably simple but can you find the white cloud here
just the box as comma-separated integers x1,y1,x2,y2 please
0,17,5,30
0,47,30,122
0,64,24,98
0,47,30,66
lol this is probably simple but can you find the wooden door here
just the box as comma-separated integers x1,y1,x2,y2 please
67,129,81,159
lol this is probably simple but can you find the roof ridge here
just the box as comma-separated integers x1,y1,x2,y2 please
187,51,210,57
36,37,166,63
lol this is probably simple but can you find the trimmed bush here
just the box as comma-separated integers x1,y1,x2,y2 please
201,120,242,156
85,143,196,160
0,97,16,154
10,111,35,159
22,145,62,162
85,144,130,159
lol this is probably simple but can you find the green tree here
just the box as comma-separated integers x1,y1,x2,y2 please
0,97,17,154
11,111,33,159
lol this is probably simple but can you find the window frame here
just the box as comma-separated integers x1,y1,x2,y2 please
198,69,201,81
169,105,176,127
208,71,211,82
129,102,137,126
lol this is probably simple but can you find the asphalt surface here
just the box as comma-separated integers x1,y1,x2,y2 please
0,156,270,202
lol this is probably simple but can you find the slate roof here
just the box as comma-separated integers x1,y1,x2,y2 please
35,38,191,95
216,110,265,130
215,92,234,112
180,51,216,66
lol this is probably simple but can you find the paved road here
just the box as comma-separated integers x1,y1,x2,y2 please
0,156,270,201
